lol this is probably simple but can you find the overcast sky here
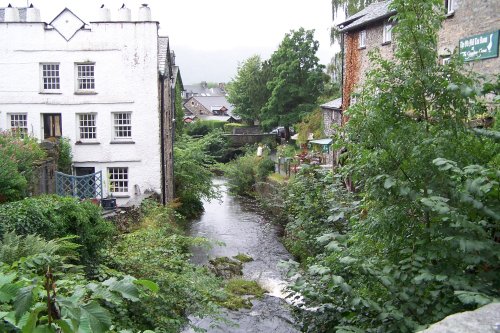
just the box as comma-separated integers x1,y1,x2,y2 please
3,0,339,84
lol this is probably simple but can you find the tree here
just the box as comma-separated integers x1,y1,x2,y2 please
262,28,326,139
285,0,500,331
227,55,270,124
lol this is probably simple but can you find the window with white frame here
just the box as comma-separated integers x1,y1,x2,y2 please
113,113,132,140
78,113,97,140
108,167,128,193
9,114,28,135
359,30,366,48
383,21,393,43
444,0,454,14
76,63,95,91
41,63,60,91
442,56,451,65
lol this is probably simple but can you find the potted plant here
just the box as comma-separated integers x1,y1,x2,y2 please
101,175,117,210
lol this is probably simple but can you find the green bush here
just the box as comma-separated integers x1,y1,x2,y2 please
174,135,221,218
0,131,46,202
57,136,73,174
185,120,226,136
0,195,115,267
225,148,275,196
223,122,244,133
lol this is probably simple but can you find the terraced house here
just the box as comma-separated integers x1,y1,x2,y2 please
0,4,180,206
338,0,500,110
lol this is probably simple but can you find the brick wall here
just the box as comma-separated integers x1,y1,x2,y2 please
439,0,500,78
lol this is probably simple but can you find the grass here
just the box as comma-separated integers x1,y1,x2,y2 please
218,278,266,310
267,172,288,184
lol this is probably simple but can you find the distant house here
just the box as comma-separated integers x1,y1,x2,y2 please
183,96,240,122
320,98,343,165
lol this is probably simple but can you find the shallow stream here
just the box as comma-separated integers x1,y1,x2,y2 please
183,178,300,333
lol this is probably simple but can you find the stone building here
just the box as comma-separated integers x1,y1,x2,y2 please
337,0,500,110
0,4,179,206
183,96,240,122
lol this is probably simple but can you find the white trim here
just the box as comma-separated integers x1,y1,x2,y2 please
75,62,96,93
111,112,132,140
359,30,367,48
383,21,393,43
40,62,61,93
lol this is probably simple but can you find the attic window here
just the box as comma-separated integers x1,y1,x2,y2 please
359,30,366,48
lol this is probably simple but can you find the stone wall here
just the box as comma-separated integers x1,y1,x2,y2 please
439,0,500,79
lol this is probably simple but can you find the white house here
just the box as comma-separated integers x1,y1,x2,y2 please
0,4,176,206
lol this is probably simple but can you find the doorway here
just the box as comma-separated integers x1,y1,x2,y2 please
43,113,62,139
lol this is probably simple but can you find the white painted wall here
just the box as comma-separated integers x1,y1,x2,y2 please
0,15,161,205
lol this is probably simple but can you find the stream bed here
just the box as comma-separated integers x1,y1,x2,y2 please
183,178,300,333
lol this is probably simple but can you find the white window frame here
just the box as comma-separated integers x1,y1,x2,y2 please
75,63,95,93
445,0,454,15
9,113,28,136
383,21,393,44
77,113,97,141
108,167,129,194
442,56,451,65
112,112,132,140
359,30,366,48
40,63,60,92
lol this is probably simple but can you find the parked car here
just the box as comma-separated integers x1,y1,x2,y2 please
270,126,294,138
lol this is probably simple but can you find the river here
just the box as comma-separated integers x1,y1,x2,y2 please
183,178,300,333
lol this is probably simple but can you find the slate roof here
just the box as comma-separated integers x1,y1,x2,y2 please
190,96,239,119
321,97,342,110
158,36,169,75
0,7,27,22
338,0,395,32
184,84,225,97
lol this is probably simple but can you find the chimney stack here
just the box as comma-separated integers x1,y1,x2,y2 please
26,4,41,22
138,4,151,21
97,4,111,21
5,4,20,22
116,4,131,21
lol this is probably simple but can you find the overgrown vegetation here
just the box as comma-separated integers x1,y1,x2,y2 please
174,134,222,218
0,131,46,203
281,1,500,332
185,120,226,137
0,195,115,268
103,200,225,332
224,147,275,197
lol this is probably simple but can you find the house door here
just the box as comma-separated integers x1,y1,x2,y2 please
43,113,62,139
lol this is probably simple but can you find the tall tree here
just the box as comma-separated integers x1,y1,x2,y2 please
227,55,270,124
262,28,326,139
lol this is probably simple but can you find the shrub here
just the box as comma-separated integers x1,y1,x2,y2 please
185,120,226,136
174,135,220,218
0,131,46,202
225,148,275,196
0,195,115,267
57,136,73,174
223,122,244,133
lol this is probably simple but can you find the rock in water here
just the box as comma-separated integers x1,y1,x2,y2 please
208,257,243,279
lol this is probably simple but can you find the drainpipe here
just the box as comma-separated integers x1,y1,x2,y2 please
170,77,176,200
340,31,345,117
160,75,166,206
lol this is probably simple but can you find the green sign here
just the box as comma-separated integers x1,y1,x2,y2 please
459,30,499,62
